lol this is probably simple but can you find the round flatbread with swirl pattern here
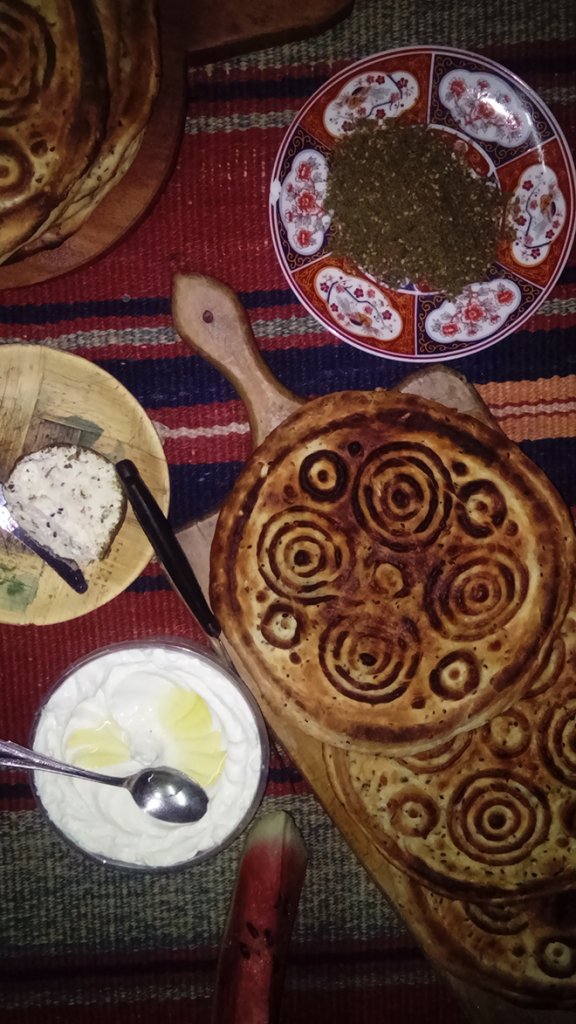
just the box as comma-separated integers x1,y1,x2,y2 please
393,868,576,1007
0,0,158,264
0,0,109,262
20,0,159,254
210,389,575,754
325,607,576,899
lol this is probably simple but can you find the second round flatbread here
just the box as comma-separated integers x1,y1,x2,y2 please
325,609,576,900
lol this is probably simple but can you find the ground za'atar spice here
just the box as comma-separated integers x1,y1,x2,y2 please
325,119,509,296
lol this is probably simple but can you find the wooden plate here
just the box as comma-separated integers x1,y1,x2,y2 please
0,0,354,291
0,346,169,626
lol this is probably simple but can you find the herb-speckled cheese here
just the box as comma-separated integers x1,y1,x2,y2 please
5,445,126,566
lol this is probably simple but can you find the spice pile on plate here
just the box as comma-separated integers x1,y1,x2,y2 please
0,0,158,265
326,119,509,295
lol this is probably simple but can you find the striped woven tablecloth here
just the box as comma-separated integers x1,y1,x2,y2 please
1,1,575,1020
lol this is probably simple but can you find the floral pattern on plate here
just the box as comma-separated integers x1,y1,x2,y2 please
425,280,522,344
509,164,567,267
277,149,331,256
315,267,403,342
438,70,532,148
323,71,419,138
269,46,576,361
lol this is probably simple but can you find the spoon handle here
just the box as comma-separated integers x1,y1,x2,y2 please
0,739,124,785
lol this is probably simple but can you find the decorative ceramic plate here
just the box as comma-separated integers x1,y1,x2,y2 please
269,46,576,362
0,345,169,626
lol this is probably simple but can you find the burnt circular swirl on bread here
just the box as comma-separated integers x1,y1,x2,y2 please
256,506,352,602
211,390,575,754
299,449,348,502
323,610,576,900
0,139,34,201
429,649,481,700
319,613,420,703
425,545,529,642
464,900,529,936
388,787,439,838
539,698,576,786
481,708,531,759
0,1,54,122
260,602,303,649
0,0,56,215
353,441,452,550
448,771,551,865
456,478,508,537
393,874,576,1005
536,939,576,980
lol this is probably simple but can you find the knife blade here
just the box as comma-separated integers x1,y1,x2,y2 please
0,481,88,594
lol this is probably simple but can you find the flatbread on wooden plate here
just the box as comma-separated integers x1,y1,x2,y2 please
0,0,159,264
22,0,159,253
0,0,109,262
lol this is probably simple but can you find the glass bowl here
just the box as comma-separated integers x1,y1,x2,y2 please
31,637,270,871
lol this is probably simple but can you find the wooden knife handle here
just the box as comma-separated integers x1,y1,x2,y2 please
172,273,303,446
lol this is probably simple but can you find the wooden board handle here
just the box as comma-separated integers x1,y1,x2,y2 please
172,273,304,446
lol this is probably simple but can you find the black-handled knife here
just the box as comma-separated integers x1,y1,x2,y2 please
0,482,88,594
115,459,221,640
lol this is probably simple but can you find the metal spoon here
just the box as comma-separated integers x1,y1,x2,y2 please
0,739,208,824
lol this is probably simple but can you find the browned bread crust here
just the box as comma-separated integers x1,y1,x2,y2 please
325,608,576,900
23,0,159,252
0,0,158,263
393,864,576,1008
0,0,109,261
210,389,576,754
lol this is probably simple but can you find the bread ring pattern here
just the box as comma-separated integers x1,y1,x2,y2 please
353,442,452,551
324,610,576,899
257,506,352,601
0,1,52,123
425,545,529,641
393,874,576,1006
211,390,574,753
319,613,420,703
448,772,550,865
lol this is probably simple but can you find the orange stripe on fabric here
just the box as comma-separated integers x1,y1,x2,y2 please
477,376,576,441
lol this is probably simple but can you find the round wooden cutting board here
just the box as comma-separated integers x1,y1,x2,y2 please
0,0,354,291
0,346,169,626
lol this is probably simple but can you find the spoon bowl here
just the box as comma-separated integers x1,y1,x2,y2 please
0,739,208,824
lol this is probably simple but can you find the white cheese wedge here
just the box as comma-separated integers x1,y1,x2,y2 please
5,445,126,566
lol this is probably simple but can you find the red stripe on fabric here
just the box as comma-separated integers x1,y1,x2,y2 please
157,411,250,464
154,401,248,427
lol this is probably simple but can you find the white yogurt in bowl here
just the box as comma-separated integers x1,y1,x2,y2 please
32,639,269,870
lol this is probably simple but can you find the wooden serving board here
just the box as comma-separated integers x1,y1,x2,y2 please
0,345,169,626
0,0,354,291
172,275,572,1023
